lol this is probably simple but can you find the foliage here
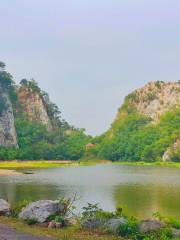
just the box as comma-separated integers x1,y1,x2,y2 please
134,228,173,240
82,203,103,219
170,147,180,162
25,218,38,225
116,217,138,237
11,200,31,217
0,62,90,160
96,107,180,162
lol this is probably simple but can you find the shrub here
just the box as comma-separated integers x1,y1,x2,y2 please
116,217,138,237
11,200,31,217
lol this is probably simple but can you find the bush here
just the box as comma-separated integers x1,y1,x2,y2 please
116,217,138,237
11,200,31,217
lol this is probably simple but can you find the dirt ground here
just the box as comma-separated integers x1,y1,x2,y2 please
0,224,53,240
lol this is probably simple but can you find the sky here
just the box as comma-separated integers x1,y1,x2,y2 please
0,0,180,135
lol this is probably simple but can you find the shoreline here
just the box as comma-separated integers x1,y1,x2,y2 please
0,160,179,175
113,161,180,168
0,169,22,176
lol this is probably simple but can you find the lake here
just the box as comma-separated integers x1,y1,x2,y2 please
0,164,180,220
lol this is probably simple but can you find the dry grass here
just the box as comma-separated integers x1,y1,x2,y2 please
0,217,122,240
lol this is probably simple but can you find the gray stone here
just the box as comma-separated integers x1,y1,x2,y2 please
106,217,128,233
172,228,180,238
81,218,105,229
19,200,64,223
0,199,10,216
0,87,18,148
138,219,165,233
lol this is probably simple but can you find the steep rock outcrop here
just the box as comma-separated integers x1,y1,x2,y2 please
17,87,52,131
19,200,65,223
0,87,17,147
116,81,180,122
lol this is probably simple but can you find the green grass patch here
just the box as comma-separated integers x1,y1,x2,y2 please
113,161,180,168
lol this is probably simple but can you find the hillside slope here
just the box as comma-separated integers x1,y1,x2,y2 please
0,62,90,160
95,81,180,162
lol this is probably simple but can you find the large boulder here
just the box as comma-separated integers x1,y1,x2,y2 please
138,219,165,233
19,200,64,223
0,199,10,216
106,217,127,233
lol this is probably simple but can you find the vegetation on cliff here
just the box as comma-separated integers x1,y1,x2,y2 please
0,62,179,162
91,82,180,162
0,62,91,160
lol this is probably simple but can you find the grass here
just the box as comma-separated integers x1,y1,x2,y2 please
113,161,180,168
0,217,121,240
0,159,111,169
0,159,179,170
0,160,78,169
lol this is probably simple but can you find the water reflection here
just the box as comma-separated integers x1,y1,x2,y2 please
0,164,179,219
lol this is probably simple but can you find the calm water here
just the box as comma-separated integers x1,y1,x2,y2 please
0,164,180,219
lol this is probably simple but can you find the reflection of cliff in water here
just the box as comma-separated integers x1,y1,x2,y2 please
0,183,62,204
113,184,180,220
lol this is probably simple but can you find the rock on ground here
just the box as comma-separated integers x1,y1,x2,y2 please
0,224,52,240
138,219,165,233
106,217,127,233
0,199,10,216
19,200,64,223
172,228,180,238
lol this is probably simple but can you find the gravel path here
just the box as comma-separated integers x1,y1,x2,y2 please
0,224,53,240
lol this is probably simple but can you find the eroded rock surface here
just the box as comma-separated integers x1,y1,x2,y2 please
19,200,64,223
138,219,165,233
0,199,10,216
0,88,17,147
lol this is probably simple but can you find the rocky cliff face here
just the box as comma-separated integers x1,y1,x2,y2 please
116,81,180,122
17,87,52,131
0,87,18,147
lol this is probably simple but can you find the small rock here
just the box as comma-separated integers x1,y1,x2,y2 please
48,221,56,229
19,200,65,223
0,199,10,216
138,219,165,233
106,217,128,233
172,228,180,238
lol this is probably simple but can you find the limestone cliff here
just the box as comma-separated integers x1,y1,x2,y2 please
115,81,180,122
0,87,17,147
100,81,180,161
17,87,52,131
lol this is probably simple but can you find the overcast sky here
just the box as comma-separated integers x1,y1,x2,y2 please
0,0,180,135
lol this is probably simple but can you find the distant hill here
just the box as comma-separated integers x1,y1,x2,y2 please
0,62,91,160
93,81,180,162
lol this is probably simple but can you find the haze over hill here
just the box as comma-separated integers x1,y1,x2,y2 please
1,0,180,135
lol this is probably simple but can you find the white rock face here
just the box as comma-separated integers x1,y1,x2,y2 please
19,200,64,223
0,199,11,216
0,89,17,147
17,87,52,131
135,82,180,121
